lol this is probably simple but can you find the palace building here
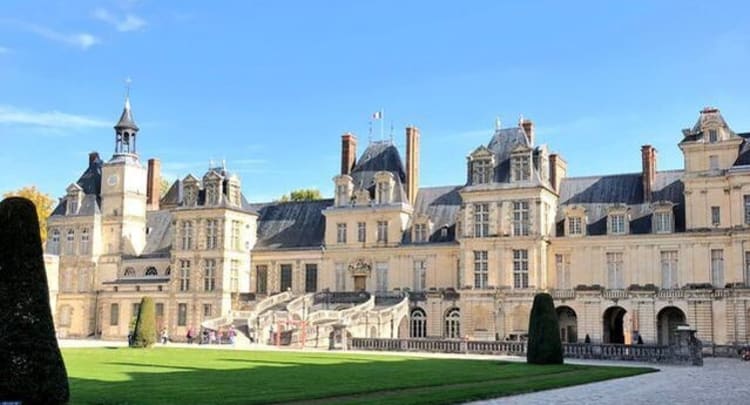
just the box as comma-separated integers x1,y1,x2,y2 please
46,97,750,347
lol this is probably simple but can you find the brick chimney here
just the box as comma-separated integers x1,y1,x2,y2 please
341,133,357,175
88,151,100,166
520,118,535,145
147,158,161,210
641,145,657,202
405,126,420,206
549,153,567,193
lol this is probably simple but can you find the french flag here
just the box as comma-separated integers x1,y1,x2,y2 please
372,111,383,120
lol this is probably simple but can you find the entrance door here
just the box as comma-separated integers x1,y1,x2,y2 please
603,306,627,344
354,275,367,291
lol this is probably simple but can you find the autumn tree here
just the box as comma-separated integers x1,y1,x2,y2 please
3,186,55,242
279,188,323,202
160,178,171,198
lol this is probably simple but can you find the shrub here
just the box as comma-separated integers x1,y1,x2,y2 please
131,296,157,348
526,293,563,365
0,197,70,402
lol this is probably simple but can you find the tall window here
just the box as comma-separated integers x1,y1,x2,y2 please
231,220,241,250
568,217,583,236
48,229,60,254
512,155,531,181
179,260,191,291
203,259,216,291
444,308,461,339
205,219,218,249
609,214,625,234
377,220,388,243
711,206,721,226
474,203,489,237
305,264,318,293
654,211,672,233
660,251,679,289
65,229,75,255
744,196,750,225
472,159,491,184
711,249,724,288
745,251,750,285
376,262,389,292
206,183,219,205
335,263,346,291
230,260,240,292
68,197,78,215
177,303,187,326
606,252,624,289
79,228,90,255
203,304,213,319
357,222,366,243
181,221,193,250
280,264,292,291
410,308,427,338
131,303,140,322
413,260,427,291
256,265,268,294
337,223,347,243
709,129,718,143
110,303,119,326
414,223,427,243
473,251,488,289
512,201,530,236
513,249,529,288
555,254,570,289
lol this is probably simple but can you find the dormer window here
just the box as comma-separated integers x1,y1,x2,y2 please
414,223,427,242
708,129,718,143
206,183,219,205
334,175,353,207
564,206,587,237
182,175,199,207
68,198,79,215
512,155,531,182
607,206,629,235
467,146,494,185
66,184,83,215
374,171,395,204
652,203,674,233
568,217,583,235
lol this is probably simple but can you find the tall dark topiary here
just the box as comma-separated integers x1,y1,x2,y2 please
526,293,563,365
131,296,157,348
0,197,70,402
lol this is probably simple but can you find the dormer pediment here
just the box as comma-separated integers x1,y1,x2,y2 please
563,205,587,216
183,174,200,185
203,170,223,182
468,146,493,160
607,204,630,214
66,183,83,194
511,144,532,154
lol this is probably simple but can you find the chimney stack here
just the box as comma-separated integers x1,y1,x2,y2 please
405,126,420,206
520,118,535,145
341,133,357,175
88,152,100,166
641,145,657,202
549,153,567,193
147,158,161,210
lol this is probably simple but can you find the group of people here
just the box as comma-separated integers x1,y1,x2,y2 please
127,325,238,345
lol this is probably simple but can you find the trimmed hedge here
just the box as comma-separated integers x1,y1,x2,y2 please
526,293,563,365
131,296,157,348
0,197,70,402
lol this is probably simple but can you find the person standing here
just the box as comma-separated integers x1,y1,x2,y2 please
186,326,194,344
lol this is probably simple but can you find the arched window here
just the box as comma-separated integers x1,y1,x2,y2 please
123,267,136,277
444,308,461,339
145,267,158,276
65,229,76,255
48,229,60,254
164,266,171,276
410,308,427,338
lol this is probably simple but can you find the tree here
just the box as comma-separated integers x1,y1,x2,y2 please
131,296,157,348
279,188,323,202
160,178,171,198
0,197,70,402
3,186,54,242
526,293,564,365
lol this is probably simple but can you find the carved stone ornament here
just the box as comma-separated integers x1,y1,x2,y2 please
348,257,372,276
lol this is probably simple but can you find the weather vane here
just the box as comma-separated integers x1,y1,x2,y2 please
125,76,132,98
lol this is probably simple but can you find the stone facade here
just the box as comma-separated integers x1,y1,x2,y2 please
46,99,750,346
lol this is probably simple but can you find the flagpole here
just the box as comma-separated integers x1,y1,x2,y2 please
380,108,384,141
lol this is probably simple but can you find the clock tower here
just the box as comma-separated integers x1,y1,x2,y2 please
100,96,148,256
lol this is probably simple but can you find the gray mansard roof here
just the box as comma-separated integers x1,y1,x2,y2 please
252,199,334,250
557,170,685,235
50,156,103,217
139,210,173,257
350,141,408,203
403,185,463,243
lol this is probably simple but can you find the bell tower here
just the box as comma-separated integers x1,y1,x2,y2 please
100,92,148,256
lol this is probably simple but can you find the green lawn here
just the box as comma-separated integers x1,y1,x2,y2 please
63,347,655,405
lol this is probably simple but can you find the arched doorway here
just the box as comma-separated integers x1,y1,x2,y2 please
603,306,627,344
657,306,686,345
410,308,427,338
556,306,578,343
444,308,460,339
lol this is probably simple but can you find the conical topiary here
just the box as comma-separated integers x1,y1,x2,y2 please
131,296,157,348
526,293,564,365
0,197,70,402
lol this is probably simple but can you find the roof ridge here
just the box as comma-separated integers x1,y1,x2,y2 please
565,169,684,181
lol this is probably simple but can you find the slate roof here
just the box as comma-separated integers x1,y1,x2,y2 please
115,97,139,131
404,185,463,243
159,177,257,213
350,141,408,203
487,127,530,183
140,210,173,257
50,156,103,217
557,170,685,235
252,199,334,250
733,133,750,166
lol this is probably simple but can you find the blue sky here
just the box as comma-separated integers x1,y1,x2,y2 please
1,1,749,202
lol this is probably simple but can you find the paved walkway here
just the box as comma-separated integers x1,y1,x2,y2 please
59,340,750,404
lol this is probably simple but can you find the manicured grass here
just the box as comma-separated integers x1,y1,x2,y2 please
63,347,655,405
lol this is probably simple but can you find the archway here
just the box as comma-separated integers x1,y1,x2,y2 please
410,308,427,338
657,306,686,345
603,306,627,344
556,306,578,343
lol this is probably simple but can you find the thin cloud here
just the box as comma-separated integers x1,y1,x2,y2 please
0,46,9,54
0,105,110,129
93,8,146,32
22,23,99,50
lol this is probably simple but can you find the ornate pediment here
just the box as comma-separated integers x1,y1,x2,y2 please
348,257,372,276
